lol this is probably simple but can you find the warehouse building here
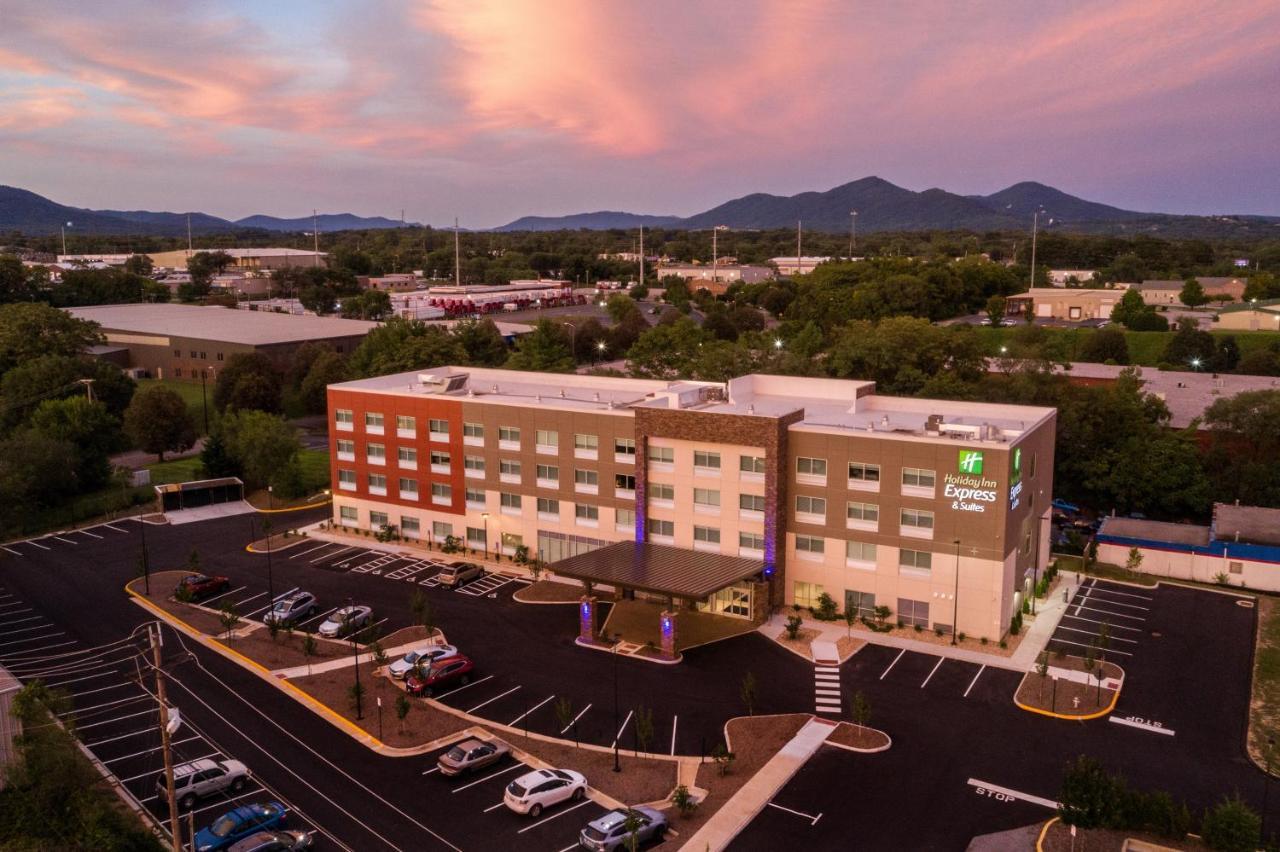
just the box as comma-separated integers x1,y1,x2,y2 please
327,368,1056,638
1005,286,1129,321
1216,299,1280,331
68,303,377,380
147,248,326,271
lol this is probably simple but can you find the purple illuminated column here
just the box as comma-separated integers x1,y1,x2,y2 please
579,595,598,643
660,609,678,659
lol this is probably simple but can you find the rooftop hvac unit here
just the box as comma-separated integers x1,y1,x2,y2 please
925,414,944,434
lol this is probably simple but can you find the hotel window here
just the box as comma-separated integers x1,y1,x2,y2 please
338,469,356,490
795,535,825,556
335,409,354,430
845,540,877,567
574,434,598,459
793,581,825,609
575,504,599,522
574,468,598,488
648,518,675,539
336,439,355,461
396,415,416,437
796,457,827,482
649,483,675,503
398,477,418,498
400,517,420,540
649,446,674,465
398,446,417,469
902,467,936,490
365,412,384,433
463,422,484,444
900,508,934,534
465,487,485,508
536,464,559,486
368,473,387,495
1030,452,1037,479
694,450,721,471
740,455,766,475
614,473,636,493
1230,560,1244,575
616,508,635,530
848,462,880,484
846,501,879,525
217,352,224,361
429,450,450,469
463,456,485,480
190,350,197,359
795,495,826,520
739,532,765,552
339,505,358,526
846,590,877,619
466,526,487,548
537,497,560,518
693,488,720,510
174,349,181,357
173,368,182,377
536,430,558,453
614,438,636,459
739,494,766,514
366,442,386,464
369,511,388,529
499,426,521,448
500,459,522,483
432,521,452,539
430,482,452,505
898,598,930,628
693,526,720,544
899,549,932,574
428,418,449,439
500,492,522,512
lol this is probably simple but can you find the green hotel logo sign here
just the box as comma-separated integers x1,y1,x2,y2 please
958,450,984,475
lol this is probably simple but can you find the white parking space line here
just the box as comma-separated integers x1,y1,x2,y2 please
967,778,1059,809
1076,595,1149,611
451,762,524,792
119,753,220,784
291,543,332,559
233,591,266,608
1058,613,1143,631
104,735,200,765
87,726,159,747
313,545,356,563
1056,625,1138,643
78,708,156,732
100,523,129,533
0,640,75,656
0,614,44,627
670,716,678,755
1047,636,1133,656
516,798,592,834
1088,585,1154,602
245,587,300,618
0,631,65,648
52,536,78,545
187,788,269,819
434,674,495,701
200,586,246,606
484,801,507,813
467,685,521,714
422,766,440,775
76,529,103,539
297,607,335,628
23,540,50,550
0,602,32,612
964,665,986,698
1,546,21,556
878,649,906,680
611,709,634,749
560,703,592,735
509,695,556,728
766,801,823,825
1071,604,1145,622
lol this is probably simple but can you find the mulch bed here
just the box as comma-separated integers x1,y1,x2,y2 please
775,628,821,659
232,625,435,671
1039,819,1202,851
127,572,229,636
827,722,889,751
1016,662,1121,716
513,580,584,604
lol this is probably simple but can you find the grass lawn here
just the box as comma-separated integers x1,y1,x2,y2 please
147,455,205,485
1250,596,1280,768
973,325,1280,369
1056,555,1158,587
136,378,211,434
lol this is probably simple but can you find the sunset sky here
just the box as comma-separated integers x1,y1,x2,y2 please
2,0,1277,227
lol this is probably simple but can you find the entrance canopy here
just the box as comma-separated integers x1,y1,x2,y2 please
551,541,763,601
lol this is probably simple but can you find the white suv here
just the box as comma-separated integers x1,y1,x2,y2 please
263,591,318,626
504,768,586,817
158,758,250,810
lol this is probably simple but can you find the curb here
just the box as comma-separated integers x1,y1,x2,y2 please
1013,662,1125,721
1036,816,1059,851
245,536,311,554
574,636,682,665
824,723,893,754
254,500,332,514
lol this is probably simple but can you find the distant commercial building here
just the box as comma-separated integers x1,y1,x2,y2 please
55,253,133,267
1097,503,1280,591
1217,299,1280,331
362,274,422,292
68,303,377,380
326,368,1055,637
1047,269,1098,287
655,263,774,294
772,257,834,276
1005,287,1129,321
147,248,326,271
1136,277,1247,307
423,281,580,316
0,665,19,790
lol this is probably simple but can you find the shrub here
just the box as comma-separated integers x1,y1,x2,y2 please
671,785,698,817
957,632,966,642
913,624,923,633
1201,795,1260,851
934,626,944,637
784,615,803,640
999,639,1008,648
711,743,736,777
513,544,530,565
980,636,988,645
814,592,839,621
1214,571,1230,586
442,535,461,554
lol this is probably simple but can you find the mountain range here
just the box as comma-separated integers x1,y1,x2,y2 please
2,179,1277,239
0,185,419,237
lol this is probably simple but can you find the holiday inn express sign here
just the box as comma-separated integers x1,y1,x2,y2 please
944,449,999,513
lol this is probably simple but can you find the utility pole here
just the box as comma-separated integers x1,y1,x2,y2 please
1029,209,1043,288
712,226,727,284
78,378,95,402
313,210,320,267
454,218,461,287
796,221,802,275
61,222,71,256
186,214,192,258
151,625,182,851
638,226,644,290
849,211,858,259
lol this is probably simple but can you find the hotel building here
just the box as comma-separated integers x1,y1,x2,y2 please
327,368,1056,639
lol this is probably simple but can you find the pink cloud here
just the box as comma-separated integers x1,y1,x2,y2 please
0,85,85,130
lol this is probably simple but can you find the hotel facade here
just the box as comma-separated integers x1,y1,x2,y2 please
327,368,1056,639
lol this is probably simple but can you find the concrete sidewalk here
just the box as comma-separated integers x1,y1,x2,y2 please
760,577,1074,674
271,636,446,679
680,718,834,851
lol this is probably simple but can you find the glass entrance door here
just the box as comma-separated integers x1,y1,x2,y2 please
699,583,753,618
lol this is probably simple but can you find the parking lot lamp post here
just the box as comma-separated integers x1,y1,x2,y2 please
377,696,383,741
199,368,210,434
140,510,150,595
481,512,489,560
952,539,961,645
267,484,273,512
349,597,363,720
262,516,275,606
1031,490,1044,615
612,633,622,773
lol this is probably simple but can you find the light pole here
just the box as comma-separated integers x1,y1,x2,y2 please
262,515,275,606
595,340,606,366
611,632,622,772
349,597,363,719
481,512,489,560
952,539,961,645
849,211,858,259
139,509,151,596
1031,490,1044,615
199,368,210,434
564,322,577,363
267,484,273,511
1190,357,1202,372
1029,208,1045,288
712,225,728,284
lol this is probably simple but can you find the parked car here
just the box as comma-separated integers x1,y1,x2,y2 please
175,574,232,602
436,737,509,777
158,758,249,810
579,807,668,851
405,655,474,697
436,562,483,589
228,831,314,852
503,767,586,816
195,803,288,852
387,644,458,680
263,591,317,626
318,605,372,638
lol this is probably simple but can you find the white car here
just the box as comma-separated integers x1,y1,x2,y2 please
503,768,587,817
263,591,317,626
317,605,372,638
387,645,458,680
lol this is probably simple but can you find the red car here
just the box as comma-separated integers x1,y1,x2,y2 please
176,573,232,602
405,655,474,698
